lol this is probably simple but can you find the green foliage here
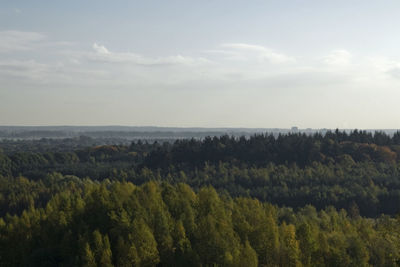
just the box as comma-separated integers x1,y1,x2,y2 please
4,131,400,217
82,242,96,267
238,240,258,267
280,223,302,267
0,179,400,266
2,131,400,265
131,218,160,266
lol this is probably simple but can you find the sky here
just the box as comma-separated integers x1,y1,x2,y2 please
1,0,400,129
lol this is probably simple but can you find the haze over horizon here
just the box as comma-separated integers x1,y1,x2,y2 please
1,1,400,129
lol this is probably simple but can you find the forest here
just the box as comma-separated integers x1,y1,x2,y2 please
1,130,400,266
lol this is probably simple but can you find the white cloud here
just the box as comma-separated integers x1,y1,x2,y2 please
387,66,400,79
322,50,352,66
0,30,75,54
1,32,399,95
93,43,110,54
90,43,210,66
0,31,46,53
0,60,49,80
364,57,400,80
217,43,295,63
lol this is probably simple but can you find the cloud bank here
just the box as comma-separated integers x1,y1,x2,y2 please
90,43,209,66
1,31,399,90
218,43,295,64
0,30,45,53
1,30,400,88
2,30,400,128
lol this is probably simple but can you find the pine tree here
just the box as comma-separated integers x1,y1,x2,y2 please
99,235,113,267
280,223,302,267
296,223,316,266
132,218,160,266
115,237,140,267
237,240,258,267
82,243,96,267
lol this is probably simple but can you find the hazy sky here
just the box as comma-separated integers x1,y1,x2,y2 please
1,1,400,128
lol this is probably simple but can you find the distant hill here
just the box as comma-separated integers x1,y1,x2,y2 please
0,125,398,140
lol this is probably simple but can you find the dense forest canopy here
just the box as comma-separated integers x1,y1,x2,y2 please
2,130,400,266
1,178,400,266
2,130,400,217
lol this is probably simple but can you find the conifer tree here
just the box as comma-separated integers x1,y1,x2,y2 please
82,242,96,267
132,218,160,266
280,223,302,267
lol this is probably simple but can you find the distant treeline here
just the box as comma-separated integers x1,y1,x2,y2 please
0,130,236,139
144,129,400,168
